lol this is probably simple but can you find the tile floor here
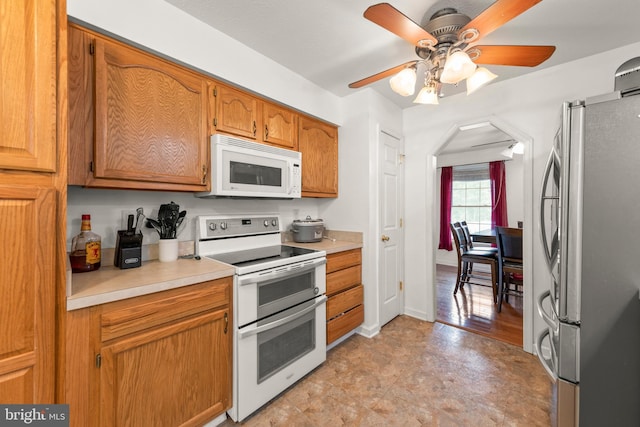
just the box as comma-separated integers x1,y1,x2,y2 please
221,316,553,426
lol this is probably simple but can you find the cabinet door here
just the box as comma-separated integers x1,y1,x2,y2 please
93,37,208,188
298,116,338,197
100,309,231,427
0,0,57,172
0,186,55,403
213,84,259,140
263,102,298,150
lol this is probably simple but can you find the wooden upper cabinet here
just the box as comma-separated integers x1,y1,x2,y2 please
68,24,209,191
0,185,56,403
299,116,339,197
211,83,259,141
211,84,298,150
0,0,57,172
263,102,298,150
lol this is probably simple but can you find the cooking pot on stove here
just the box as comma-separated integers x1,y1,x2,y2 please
291,216,325,242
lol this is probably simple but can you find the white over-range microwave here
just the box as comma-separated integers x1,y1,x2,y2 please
196,134,302,199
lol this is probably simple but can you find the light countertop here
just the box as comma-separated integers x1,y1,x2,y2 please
67,229,362,311
283,230,363,254
67,257,235,311
284,238,363,254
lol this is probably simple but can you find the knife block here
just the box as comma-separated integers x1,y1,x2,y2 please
114,230,143,269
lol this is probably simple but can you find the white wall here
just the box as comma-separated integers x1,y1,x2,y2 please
320,89,403,336
402,40,640,350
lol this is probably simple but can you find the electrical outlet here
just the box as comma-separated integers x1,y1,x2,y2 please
120,210,137,231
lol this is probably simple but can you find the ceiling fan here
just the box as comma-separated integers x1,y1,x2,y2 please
349,1,556,104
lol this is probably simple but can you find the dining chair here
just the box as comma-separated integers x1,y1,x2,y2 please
495,226,524,312
450,222,498,303
460,220,497,277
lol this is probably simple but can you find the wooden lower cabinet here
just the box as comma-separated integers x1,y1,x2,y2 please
0,186,56,403
65,277,232,427
325,249,364,344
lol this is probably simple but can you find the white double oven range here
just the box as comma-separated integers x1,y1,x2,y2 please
195,215,327,422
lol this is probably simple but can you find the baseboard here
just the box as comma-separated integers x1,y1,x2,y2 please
403,307,431,321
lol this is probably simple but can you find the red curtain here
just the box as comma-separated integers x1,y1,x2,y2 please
438,167,453,251
490,161,508,227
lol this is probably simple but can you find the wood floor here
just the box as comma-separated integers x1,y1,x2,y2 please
436,263,523,347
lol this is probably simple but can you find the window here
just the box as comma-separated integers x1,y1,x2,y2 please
451,163,491,234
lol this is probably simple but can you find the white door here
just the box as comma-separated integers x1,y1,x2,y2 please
379,130,404,326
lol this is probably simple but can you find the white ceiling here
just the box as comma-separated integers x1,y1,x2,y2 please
165,0,640,110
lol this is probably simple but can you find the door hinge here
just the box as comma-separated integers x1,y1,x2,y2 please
213,87,217,97
399,154,405,164
89,41,95,55
400,218,403,228
89,161,94,172
399,281,403,291
213,118,217,127
95,353,101,368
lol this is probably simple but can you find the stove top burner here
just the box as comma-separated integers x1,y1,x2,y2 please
207,245,318,268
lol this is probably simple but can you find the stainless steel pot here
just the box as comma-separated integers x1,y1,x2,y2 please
291,216,325,242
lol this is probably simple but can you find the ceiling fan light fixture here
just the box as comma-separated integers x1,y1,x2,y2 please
466,66,498,95
389,67,417,96
440,50,476,84
413,84,439,105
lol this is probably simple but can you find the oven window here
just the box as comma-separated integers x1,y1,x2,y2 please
230,161,282,187
258,269,315,307
257,308,315,383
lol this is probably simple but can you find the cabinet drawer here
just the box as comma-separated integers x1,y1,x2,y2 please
326,249,361,273
327,284,363,320
327,304,364,344
326,265,361,296
100,278,231,342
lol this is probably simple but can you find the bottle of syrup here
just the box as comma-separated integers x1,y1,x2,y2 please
70,214,102,273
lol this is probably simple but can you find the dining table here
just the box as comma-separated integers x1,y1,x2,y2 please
470,228,497,244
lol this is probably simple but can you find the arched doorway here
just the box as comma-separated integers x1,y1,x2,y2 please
429,116,534,351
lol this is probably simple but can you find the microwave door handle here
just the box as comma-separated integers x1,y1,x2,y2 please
288,162,294,195
238,295,327,339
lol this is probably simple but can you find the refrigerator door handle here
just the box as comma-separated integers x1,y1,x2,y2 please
537,290,559,332
535,328,557,380
539,147,560,271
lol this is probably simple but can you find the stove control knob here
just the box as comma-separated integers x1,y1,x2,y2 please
271,219,278,227
220,222,227,230
208,222,217,231
263,220,269,227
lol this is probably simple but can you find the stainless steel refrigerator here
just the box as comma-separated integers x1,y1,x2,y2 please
536,92,640,426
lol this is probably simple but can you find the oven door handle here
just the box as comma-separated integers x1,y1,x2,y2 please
237,257,326,286
239,295,327,339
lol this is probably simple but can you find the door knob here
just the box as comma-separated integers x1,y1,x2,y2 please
381,235,390,242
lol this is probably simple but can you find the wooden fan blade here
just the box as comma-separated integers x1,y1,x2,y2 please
349,61,418,89
364,3,437,47
472,45,556,66
460,0,542,40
